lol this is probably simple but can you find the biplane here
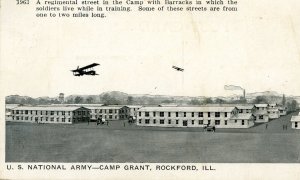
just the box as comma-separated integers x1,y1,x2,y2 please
172,65,184,72
71,63,100,76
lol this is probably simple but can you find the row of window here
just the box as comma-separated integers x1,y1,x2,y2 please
92,109,131,114
239,109,252,113
256,107,267,110
91,115,130,119
13,110,88,116
92,115,118,119
138,119,247,125
268,111,279,114
13,116,72,122
140,112,230,118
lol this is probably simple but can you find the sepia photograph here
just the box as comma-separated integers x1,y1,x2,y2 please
5,87,300,163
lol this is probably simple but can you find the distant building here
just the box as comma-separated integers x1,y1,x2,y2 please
158,104,179,107
88,105,130,121
126,105,143,119
10,106,90,124
44,104,104,107
291,116,300,129
5,104,21,120
137,106,255,128
278,106,287,116
236,104,255,114
267,103,280,119
254,104,269,123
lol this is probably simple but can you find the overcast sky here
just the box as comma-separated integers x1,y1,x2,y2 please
1,0,300,98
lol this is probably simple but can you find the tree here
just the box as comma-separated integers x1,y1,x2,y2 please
6,96,16,104
86,96,94,104
190,99,201,105
252,96,268,104
101,94,120,105
66,98,74,104
74,96,83,104
214,98,226,104
282,94,286,106
286,100,299,112
161,99,175,104
291,100,298,111
27,97,35,105
202,98,213,104
20,98,26,104
229,99,247,104
127,96,133,105
101,94,111,105
51,99,60,104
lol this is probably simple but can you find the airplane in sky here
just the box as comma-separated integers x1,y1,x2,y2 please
172,65,184,72
71,63,100,76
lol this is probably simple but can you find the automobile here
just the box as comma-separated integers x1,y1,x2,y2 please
128,116,136,124
97,118,106,125
204,124,215,132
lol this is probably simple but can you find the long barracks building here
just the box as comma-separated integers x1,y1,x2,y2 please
137,106,255,128
88,105,130,121
10,106,90,124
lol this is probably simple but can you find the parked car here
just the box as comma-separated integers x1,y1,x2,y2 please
204,125,215,132
128,116,136,124
97,118,105,125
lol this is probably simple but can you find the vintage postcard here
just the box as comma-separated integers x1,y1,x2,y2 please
0,0,300,179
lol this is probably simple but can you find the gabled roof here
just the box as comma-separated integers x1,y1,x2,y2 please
125,105,143,108
255,110,269,115
158,104,179,107
268,108,279,112
255,104,269,108
201,104,254,110
278,107,287,110
236,105,255,110
5,104,21,109
13,106,88,111
87,106,126,110
291,116,300,122
138,106,236,112
39,104,104,107
231,113,254,120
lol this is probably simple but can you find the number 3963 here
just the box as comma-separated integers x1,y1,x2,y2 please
16,0,29,5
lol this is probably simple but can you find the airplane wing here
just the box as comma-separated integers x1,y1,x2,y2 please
172,66,178,70
77,63,100,71
172,66,184,71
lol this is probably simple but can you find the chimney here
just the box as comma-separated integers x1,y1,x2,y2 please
243,89,246,99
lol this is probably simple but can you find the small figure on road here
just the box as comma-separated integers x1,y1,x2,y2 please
123,122,126,127
265,124,268,129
